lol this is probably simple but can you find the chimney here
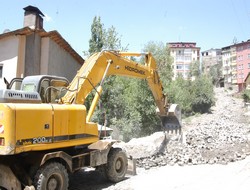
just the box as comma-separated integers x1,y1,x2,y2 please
23,5,45,30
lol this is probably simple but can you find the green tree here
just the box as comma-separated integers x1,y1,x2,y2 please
167,76,193,115
209,63,222,85
143,41,173,89
88,16,105,54
191,75,214,113
167,75,215,115
86,16,135,141
103,26,123,50
189,60,201,79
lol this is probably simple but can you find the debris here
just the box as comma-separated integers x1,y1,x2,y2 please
124,88,250,169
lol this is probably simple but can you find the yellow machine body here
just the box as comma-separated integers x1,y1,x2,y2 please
0,103,98,155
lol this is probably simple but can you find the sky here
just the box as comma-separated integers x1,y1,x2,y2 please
0,0,250,58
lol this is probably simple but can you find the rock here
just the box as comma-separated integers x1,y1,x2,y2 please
124,132,169,159
124,88,250,169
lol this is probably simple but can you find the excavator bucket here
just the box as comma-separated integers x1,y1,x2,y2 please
161,104,182,135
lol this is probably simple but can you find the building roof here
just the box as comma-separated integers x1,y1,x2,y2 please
201,48,222,54
234,40,250,47
0,27,84,64
167,42,200,49
23,5,45,17
221,44,235,50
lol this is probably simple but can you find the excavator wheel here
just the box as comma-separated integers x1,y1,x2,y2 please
33,162,68,190
105,148,128,183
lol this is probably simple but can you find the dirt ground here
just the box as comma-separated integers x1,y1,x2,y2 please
69,87,250,190
69,156,250,190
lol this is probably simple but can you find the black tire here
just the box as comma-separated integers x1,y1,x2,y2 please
33,162,68,190
106,148,128,183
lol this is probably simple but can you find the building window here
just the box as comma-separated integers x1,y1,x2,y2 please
238,46,243,51
176,64,183,70
238,55,243,61
248,63,250,69
238,64,244,70
176,55,184,61
184,65,190,70
184,56,191,61
0,65,2,78
238,73,244,79
248,54,250,59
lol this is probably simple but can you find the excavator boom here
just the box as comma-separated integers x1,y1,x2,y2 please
61,50,181,132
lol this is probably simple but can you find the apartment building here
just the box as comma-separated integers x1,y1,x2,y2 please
235,40,250,91
222,40,250,91
167,42,200,80
201,48,222,74
221,45,237,88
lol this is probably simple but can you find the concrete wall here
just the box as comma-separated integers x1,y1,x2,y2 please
40,37,49,74
16,35,26,78
25,33,41,76
45,38,80,81
0,36,19,88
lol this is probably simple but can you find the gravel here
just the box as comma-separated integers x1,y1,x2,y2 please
69,87,250,189
133,88,250,168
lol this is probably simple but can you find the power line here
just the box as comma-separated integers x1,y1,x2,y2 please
230,0,247,40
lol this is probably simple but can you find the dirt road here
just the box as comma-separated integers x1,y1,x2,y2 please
129,157,250,190
69,156,250,190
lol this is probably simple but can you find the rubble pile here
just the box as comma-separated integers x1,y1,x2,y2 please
136,122,250,169
126,88,250,169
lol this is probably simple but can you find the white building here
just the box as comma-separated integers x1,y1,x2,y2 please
201,49,222,74
221,45,237,87
0,6,84,89
167,42,200,80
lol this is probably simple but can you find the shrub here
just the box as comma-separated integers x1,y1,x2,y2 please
166,75,215,115
167,76,193,115
191,76,215,113
242,89,250,103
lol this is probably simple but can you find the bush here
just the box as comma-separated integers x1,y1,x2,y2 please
242,89,250,103
167,76,193,115
191,76,215,113
166,75,215,115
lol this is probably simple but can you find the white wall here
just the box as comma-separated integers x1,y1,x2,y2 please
0,36,19,88
45,39,81,82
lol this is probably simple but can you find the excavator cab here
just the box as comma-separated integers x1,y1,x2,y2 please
2,75,69,103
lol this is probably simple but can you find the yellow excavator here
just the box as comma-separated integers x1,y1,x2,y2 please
0,51,181,189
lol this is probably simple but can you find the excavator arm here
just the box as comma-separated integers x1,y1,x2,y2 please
61,51,181,132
